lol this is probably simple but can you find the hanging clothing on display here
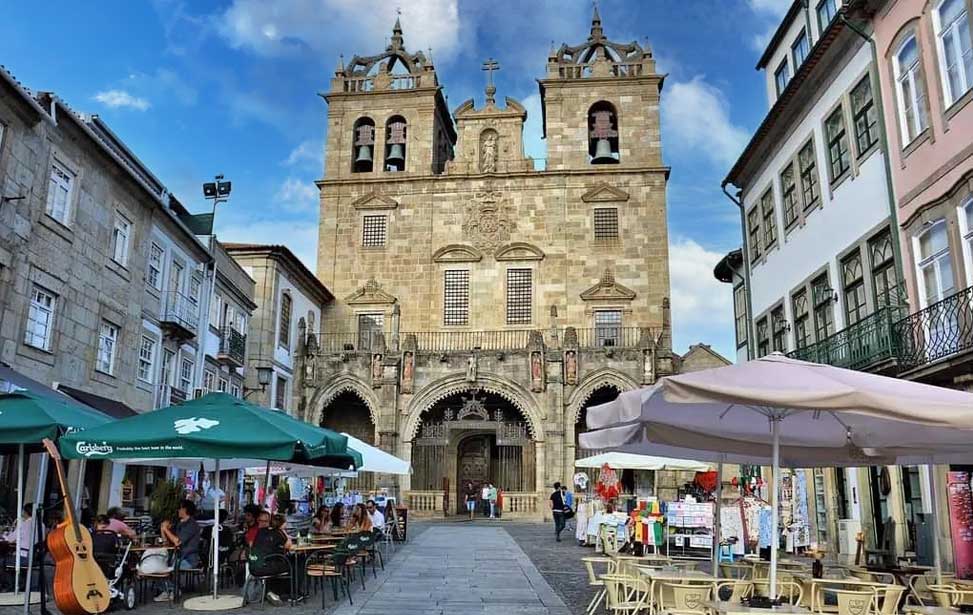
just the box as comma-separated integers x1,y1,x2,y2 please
758,507,773,548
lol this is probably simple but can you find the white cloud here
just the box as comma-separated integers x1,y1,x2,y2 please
217,217,320,272
521,93,545,164
275,177,318,213
750,24,778,53
218,0,460,60
662,76,749,169
669,237,735,359
283,140,323,169
747,0,791,17
93,90,151,111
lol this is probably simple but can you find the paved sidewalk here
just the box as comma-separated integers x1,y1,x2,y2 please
332,524,572,615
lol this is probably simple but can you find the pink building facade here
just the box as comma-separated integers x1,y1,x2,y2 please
871,0,973,388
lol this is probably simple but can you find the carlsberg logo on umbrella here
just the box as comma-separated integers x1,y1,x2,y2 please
77,442,113,456
174,417,219,434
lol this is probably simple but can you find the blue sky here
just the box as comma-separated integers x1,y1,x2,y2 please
1,0,790,361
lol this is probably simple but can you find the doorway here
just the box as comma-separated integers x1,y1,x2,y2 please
456,434,492,513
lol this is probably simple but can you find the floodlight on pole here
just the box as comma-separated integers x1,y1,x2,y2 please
202,174,232,228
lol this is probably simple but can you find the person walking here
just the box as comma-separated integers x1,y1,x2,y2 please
549,482,567,542
560,484,575,536
481,483,491,518
464,482,477,521
487,483,498,519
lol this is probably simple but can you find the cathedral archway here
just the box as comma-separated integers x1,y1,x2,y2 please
409,387,538,514
317,389,377,492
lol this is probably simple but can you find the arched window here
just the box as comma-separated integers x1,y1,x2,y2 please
385,115,407,172
931,0,973,107
279,291,292,350
893,34,928,144
588,101,619,164
352,117,375,173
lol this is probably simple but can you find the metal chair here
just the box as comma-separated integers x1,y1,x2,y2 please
304,549,353,608
826,588,878,615
658,581,712,615
908,572,956,606
243,552,293,606
602,573,650,614
583,557,618,615
928,584,973,608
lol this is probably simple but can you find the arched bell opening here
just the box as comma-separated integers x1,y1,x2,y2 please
588,101,620,165
351,117,376,173
384,115,407,172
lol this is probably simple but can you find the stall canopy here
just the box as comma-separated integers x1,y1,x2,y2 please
59,392,362,469
580,352,973,595
575,451,710,472
343,432,411,475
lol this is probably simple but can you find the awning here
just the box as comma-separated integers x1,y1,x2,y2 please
0,362,73,402
57,384,139,419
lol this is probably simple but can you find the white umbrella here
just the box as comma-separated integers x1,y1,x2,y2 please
575,451,711,472
580,353,973,594
342,433,411,475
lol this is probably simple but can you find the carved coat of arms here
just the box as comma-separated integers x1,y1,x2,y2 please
462,191,515,253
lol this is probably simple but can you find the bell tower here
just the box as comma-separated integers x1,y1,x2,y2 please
321,18,456,179
539,7,663,171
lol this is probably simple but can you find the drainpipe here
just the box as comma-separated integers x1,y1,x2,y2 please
721,182,755,361
838,10,908,309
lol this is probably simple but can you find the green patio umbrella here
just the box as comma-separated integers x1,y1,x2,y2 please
0,389,111,452
0,389,111,607
58,392,361,468
58,392,361,610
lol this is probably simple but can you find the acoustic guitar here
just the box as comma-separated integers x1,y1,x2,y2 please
41,438,110,614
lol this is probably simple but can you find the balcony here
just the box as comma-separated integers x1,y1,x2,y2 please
159,291,198,341
217,326,246,368
787,306,905,372
316,327,661,354
894,284,973,372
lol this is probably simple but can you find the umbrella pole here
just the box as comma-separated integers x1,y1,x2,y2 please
713,461,723,576
927,464,943,585
14,444,24,597
770,418,780,600
263,460,271,509
213,459,220,600
24,453,48,615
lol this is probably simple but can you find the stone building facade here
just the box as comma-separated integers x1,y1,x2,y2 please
299,13,683,518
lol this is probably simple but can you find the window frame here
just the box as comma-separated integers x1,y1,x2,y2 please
278,291,292,349
593,207,620,240
770,304,787,353
275,375,288,410
110,213,132,267
361,214,388,248
96,321,120,376
137,335,157,383
230,383,241,398
775,59,791,96
178,357,194,392
811,273,836,342
841,250,868,326
792,29,811,69
25,285,57,351
817,0,837,33
824,105,851,181
792,289,811,350
203,369,216,392
217,377,228,393
733,285,748,349
760,188,778,251
869,229,900,308
443,269,471,326
893,33,929,145
798,138,820,211
747,206,762,262
594,309,623,347
357,312,385,350
756,316,770,358
147,242,164,290
931,0,973,107
780,162,799,229
505,268,533,326
914,219,955,307
850,75,880,157
960,196,973,287
46,157,75,226
161,349,175,386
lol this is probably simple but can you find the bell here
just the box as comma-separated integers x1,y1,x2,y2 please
355,145,373,165
387,143,405,164
591,138,616,164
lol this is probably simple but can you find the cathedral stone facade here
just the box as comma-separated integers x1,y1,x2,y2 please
296,12,679,517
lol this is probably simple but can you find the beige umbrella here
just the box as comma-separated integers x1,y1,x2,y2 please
581,353,973,594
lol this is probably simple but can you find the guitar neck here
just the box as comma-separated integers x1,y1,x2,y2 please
48,446,81,541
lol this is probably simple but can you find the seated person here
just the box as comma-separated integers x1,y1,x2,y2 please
91,515,120,578
155,500,201,603
105,507,137,540
283,502,311,538
365,500,385,530
248,512,292,605
310,505,331,534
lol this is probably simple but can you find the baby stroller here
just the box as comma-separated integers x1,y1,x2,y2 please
92,530,137,610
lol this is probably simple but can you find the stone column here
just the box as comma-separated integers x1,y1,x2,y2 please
535,439,547,520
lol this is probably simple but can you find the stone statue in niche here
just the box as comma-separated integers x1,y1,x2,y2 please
480,129,498,173
371,353,383,387
466,353,477,382
642,348,655,385
564,350,578,385
401,351,415,394
530,351,544,392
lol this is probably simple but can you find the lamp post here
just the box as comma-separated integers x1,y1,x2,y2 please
243,366,273,401
202,174,232,224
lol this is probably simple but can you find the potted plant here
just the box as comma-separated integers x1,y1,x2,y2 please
149,479,182,525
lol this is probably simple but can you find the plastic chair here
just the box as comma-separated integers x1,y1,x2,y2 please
658,581,712,615
583,557,618,615
928,584,973,608
827,588,877,615
874,584,905,615
719,562,753,580
908,573,956,606
304,549,353,608
602,573,650,614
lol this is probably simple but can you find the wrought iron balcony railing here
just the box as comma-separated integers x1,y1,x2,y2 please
893,284,973,370
217,326,246,367
787,305,905,371
160,291,198,338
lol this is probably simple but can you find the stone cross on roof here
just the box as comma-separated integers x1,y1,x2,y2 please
482,58,500,105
